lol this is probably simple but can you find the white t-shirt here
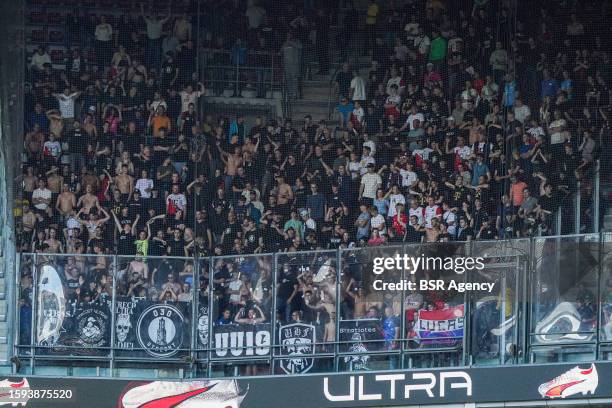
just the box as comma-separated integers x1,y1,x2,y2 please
360,173,382,199
370,213,386,233
57,93,78,119
43,140,62,158
359,156,375,175
350,76,367,101
406,113,425,130
413,147,433,161
167,193,187,211
32,188,52,210
424,204,442,228
443,210,457,235
363,140,376,156
454,145,472,160
400,169,417,188
409,206,425,225
94,23,113,42
180,90,202,113
135,178,154,198
31,52,51,70
388,193,406,218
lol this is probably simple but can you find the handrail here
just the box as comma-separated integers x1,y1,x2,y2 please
327,65,341,120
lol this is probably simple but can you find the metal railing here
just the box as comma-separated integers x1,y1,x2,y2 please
11,232,612,378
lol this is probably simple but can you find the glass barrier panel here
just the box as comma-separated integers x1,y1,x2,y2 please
274,250,337,374
530,345,596,364
114,255,193,360
195,256,211,360
34,253,114,358
17,254,35,356
531,234,600,346
337,353,400,372
403,242,468,353
211,254,273,369
601,233,612,343
470,239,529,365
339,245,404,357
403,351,462,368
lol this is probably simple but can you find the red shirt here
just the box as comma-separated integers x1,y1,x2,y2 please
392,213,408,236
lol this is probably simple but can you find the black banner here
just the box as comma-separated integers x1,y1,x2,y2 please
339,319,384,353
1,362,611,407
212,323,271,359
114,297,191,358
36,300,111,357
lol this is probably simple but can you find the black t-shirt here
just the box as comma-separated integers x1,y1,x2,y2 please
538,193,557,213
168,238,185,257
405,225,424,242
244,229,260,253
117,232,135,255
68,128,87,154
149,238,167,256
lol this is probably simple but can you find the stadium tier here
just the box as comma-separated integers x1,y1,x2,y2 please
1,0,612,406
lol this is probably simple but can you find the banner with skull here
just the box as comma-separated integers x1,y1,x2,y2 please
114,297,191,359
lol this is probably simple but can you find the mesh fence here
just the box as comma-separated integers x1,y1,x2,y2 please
10,0,612,376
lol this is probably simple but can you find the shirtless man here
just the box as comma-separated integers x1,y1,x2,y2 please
24,124,44,160
56,183,77,217
75,207,110,242
323,311,337,344
126,256,149,284
46,167,63,195
21,203,37,245
425,217,442,242
81,168,99,192
46,109,63,138
345,282,367,319
114,165,134,202
218,144,243,192
76,184,100,213
275,174,293,205
23,166,38,201
44,228,63,253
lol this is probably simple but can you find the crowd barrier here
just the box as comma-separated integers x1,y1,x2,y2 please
14,233,612,377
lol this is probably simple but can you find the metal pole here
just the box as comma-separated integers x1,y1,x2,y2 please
555,208,562,235
207,256,214,378
575,181,581,234
499,265,506,365
399,244,406,369
595,232,603,360
334,249,341,372
593,160,600,233
190,255,199,378
30,253,38,372
271,254,278,371
109,255,117,374
463,241,472,366
11,255,21,372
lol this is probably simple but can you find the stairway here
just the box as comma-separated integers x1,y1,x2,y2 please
287,0,374,124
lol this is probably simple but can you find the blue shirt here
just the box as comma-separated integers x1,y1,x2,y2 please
383,316,399,341
373,198,389,216
306,193,326,221
471,162,489,186
503,81,517,107
541,79,559,99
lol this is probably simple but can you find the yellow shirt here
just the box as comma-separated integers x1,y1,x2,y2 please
366,4,379,25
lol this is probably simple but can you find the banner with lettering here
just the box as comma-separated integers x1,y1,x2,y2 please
114,297,191,359
415,305,464,345
212,323,271,359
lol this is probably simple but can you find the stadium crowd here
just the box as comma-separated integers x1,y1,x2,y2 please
17,0,610,333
